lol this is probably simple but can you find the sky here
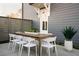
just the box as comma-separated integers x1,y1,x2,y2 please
0,3,22,17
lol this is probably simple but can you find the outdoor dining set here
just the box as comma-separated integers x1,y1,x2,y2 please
8,32,58,56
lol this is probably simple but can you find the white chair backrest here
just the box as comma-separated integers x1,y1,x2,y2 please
41,36,57,45
14,35,23,41
9,34,16,41
23,36,35,43
9,34,15,38
43,36,56,43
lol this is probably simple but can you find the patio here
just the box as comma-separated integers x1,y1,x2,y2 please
0,3,79,56
0,43,79,56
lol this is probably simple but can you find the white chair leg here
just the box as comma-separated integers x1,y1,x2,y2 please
19,45,23,56
8,41,13,49
28,47,30,56
11,42,15,53
8,42,10,49
18,44,21,56
8,42,13,54
18,44,23,56
48,48,50,56
13,42,16,53
55,46,58,56
20,45,23,56
35,46,37,56
8,42,11,49
40,46,42,56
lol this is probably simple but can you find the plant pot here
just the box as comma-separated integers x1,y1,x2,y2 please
64,40,73,51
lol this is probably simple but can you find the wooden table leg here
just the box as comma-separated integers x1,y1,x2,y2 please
39,39,41,56
35,38,41,56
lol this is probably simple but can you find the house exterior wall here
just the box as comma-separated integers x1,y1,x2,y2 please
23,3,79,46
23,3,40,30
48,3,79,45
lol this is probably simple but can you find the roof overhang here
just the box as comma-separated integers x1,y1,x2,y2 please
29,3,48,10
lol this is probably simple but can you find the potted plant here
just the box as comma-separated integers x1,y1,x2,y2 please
31,27,38,32
27,27,38,32
62,26,77,51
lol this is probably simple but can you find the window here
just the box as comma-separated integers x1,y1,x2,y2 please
42,21,47,30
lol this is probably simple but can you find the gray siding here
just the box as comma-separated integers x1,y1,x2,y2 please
48,3,79,45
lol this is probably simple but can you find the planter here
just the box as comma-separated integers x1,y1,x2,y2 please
64,40,73,51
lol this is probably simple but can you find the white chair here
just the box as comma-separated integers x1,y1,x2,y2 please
8,34,16,50
40,36,58,56
13,35,24,55
15,36,27,56
8,34,21,54
19,36,38,56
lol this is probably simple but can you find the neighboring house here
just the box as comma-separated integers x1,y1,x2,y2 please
23,3,79,47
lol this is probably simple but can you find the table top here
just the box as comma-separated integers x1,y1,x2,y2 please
14,32,53,39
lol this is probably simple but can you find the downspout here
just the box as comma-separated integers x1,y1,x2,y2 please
21,3,24,32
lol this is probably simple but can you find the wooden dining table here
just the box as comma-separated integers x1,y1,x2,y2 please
14,32,53,56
